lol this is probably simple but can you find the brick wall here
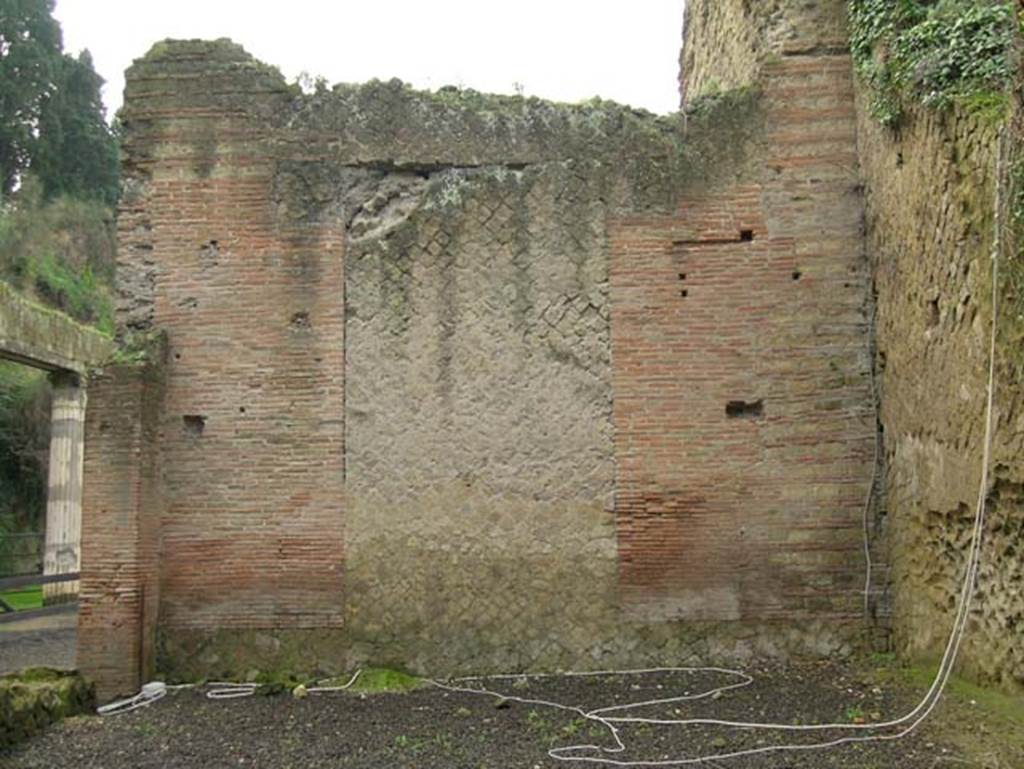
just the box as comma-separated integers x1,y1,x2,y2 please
679,0,850,105
80,31,876,691
78,353,164,700
614,52,873,627
121,44,346,641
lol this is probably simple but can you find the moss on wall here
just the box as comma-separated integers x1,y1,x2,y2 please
0,281,113,372
856,45,1024,693
104,34,869,692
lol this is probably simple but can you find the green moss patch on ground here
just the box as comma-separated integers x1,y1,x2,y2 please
344,667,424,694
864,655,1024,767
0,668,94,749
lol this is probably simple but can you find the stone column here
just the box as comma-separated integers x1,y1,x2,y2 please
43,371,86,604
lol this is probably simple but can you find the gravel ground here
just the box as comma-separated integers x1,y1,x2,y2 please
6,660,1016,769
0,608,76,674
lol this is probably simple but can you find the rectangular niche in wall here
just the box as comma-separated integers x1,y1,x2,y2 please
725,399,763,419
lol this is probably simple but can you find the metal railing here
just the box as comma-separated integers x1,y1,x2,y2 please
0,531,79,622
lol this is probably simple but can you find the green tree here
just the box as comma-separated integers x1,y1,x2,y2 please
0,361,50,533
0,2,117,554
0,0,63,199
0,0,117,204
34,49,118,205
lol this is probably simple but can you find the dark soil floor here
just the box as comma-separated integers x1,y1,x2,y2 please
3,661,1021,768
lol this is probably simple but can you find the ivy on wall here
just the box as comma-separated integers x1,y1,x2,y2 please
849,0,1018,125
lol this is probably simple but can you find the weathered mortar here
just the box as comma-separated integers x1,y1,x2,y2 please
857,91,1024,691
679,0,1024,692
342,159,618,672
622,19,875,631
78,335,167,700
679,0,851,104
82,25,878,690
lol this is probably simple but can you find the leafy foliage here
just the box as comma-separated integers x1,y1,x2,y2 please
0,176,116,333
0,2,118,548
850,0,1018,125
0,0,117,203
0,360,50,538
0,0,62,197
33,49,119,205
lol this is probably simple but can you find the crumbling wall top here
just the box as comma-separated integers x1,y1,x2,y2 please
679,0,850,105
121,39,765,214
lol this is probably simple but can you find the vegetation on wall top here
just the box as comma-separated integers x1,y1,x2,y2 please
849,0,1019,126
0,0,118,334
0,177,116,335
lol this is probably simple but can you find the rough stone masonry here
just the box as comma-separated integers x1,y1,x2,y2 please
78,1,889,700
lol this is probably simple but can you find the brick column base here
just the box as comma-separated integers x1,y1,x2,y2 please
77,344,165,702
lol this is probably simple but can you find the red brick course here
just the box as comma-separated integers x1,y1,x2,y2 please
611,54,872,623
78,359,164,700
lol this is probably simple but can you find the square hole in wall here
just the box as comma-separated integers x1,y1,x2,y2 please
183,414,206,436
725,400,764,419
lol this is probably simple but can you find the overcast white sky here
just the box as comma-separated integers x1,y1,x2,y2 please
53,1,686,118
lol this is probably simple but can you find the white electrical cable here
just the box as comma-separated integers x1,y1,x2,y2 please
204,669,363,699
307,669,362,693
206,682,260,700
96,192,1002,755
96,681,168,715
99,669,366,711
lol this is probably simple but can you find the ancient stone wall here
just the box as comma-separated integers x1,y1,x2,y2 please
856,96,1024,690
82,30,875,692
679,0,850,104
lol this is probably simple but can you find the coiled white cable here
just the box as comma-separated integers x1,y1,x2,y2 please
96,681,169,715
100,669,365,713
205,682,259,700
204,670,363,699
307,669,362,693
